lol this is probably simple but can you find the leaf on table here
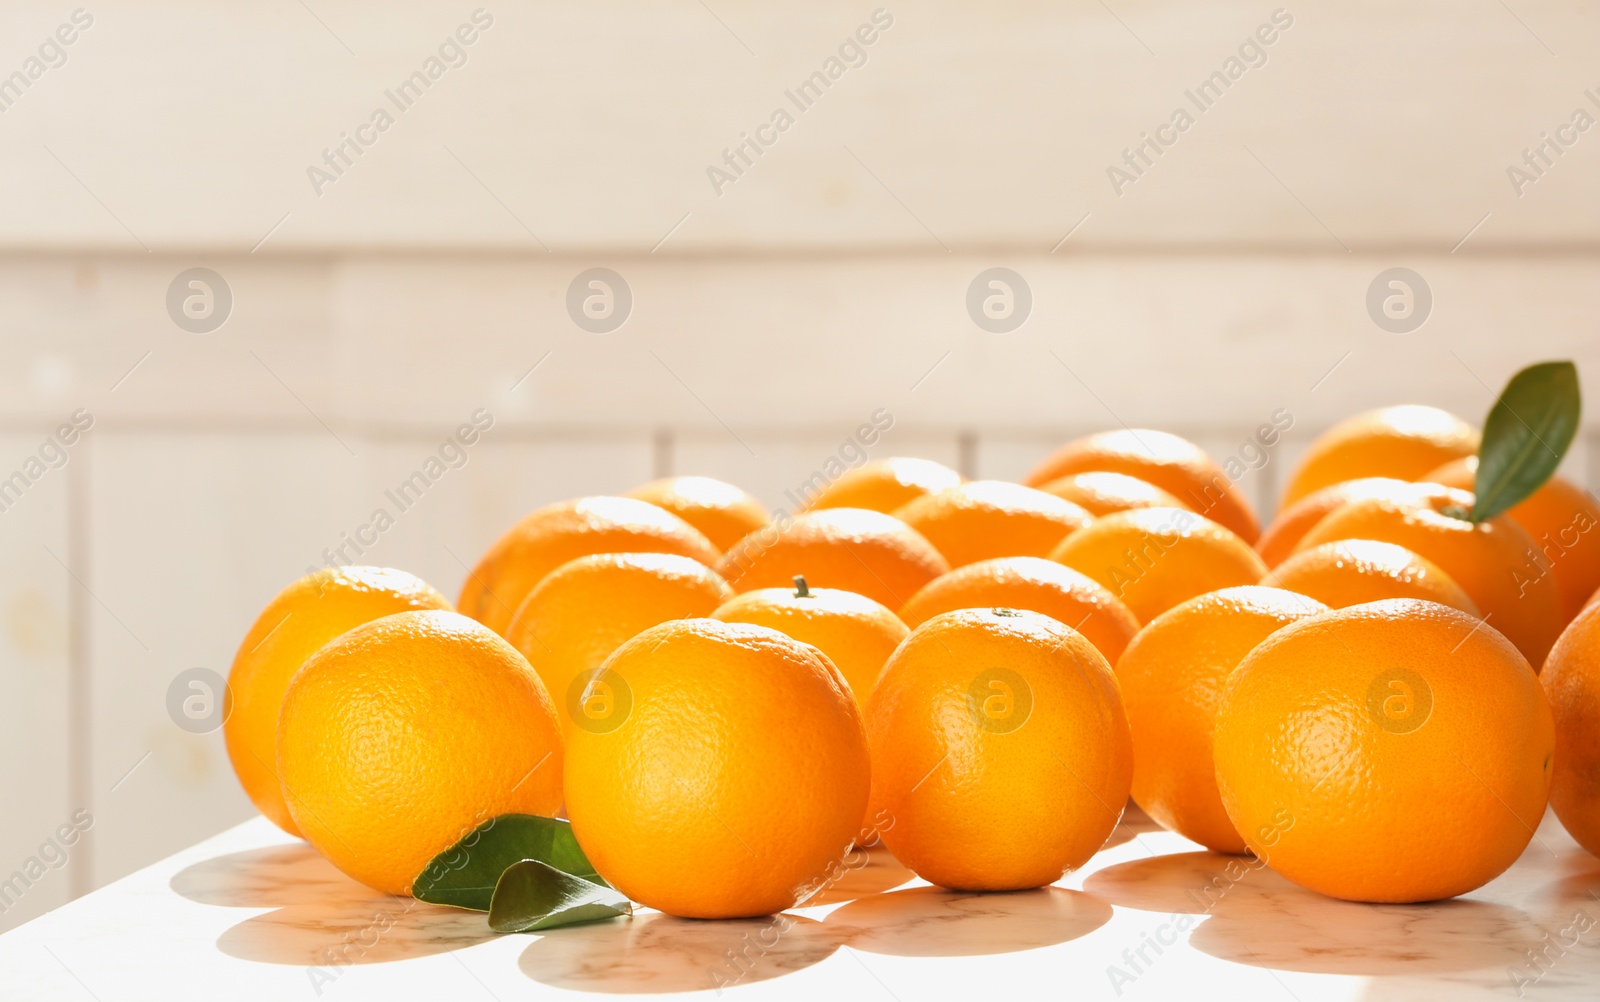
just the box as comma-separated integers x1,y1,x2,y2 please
412,814,606,912
1471,360,1581,523
488,859,632,933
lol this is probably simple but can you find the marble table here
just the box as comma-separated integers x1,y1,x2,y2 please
3,807,1597,1001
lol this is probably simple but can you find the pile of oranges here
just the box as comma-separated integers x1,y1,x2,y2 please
223,396,1600,924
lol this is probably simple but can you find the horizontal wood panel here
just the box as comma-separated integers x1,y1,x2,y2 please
2,251,1595,433
0,1,1595,251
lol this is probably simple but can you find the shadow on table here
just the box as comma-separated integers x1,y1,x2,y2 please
801,845,917,906
170,843,348,908
518,845,1113,992
171,820,1123,987
1471,856,1600,996
521,911,835,993
171,842,495,966
518,887,1114,994
1086,850,1545,977
825,884,1112,957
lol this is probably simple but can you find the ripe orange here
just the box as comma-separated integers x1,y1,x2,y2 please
564,619,869,918
892,481,1093,569
1280,405,1478,509
1034,470,1187,517
504,552,734,733
1214,599,1553,902
277,610,564,895
1298,483,1563,666
1116,587,1328,854
900,556,1141,664
625,476,769,553
1023,429,1260,544
710,578,907,711
1263,540,1479,615
1425,456,1600,624
459,496,720,637
1256,477,1414,567
1048,507,1268,624
715,507,949,611
799,457,963,513
866,608,1132,891
225,566,452,837
1543,605,1600,857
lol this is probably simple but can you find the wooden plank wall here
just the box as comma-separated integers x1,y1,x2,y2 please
1,0,1597,924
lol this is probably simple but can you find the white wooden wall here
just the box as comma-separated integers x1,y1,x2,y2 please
3,0,1599,928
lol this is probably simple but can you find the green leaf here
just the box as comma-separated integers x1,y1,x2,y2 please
412,814,606,911
1471,361,1581,523
487,859,632,933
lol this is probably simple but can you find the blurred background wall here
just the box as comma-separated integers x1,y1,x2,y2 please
2,0,1598,929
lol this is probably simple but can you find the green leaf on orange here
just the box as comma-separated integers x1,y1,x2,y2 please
412,814,606,912
1471,360,1581,524
487,859,632,933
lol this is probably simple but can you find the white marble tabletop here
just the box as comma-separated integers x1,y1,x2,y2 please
3,806,1597,1001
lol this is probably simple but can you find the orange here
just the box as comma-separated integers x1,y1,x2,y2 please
1214,599,1553,902
564,619,869,918
799,457,963,513
504,552,734,733
1256,477,1414,567
1263,540,1479,615
1023,429,1260,543
715,507,949,611
625,476,769,553
277,610,564,895
225,566,452,837
866,608,1132,891
1543,605,1600,857
1116,586,1327,854
1280,405,1478,509
892,481,1093,569
1425,456,1600,624
1048,507,1268,624
459,496,720,637
900,556,1141,664
1298,483,1563,666
1035,470,1187,517
710,577,908,711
